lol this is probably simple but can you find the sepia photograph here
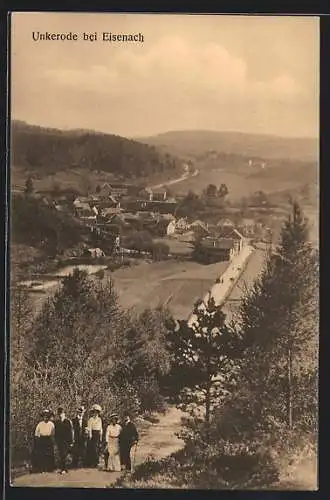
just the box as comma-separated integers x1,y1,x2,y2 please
9,12,319,489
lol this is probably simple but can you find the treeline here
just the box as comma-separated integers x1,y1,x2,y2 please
117,201,319,489
12,121,182,179
11,269,172,465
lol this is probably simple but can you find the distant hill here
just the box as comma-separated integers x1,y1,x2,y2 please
136,130,318,163
11,121,183,179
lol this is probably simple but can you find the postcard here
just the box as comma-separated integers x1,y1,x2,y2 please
9,12,319,490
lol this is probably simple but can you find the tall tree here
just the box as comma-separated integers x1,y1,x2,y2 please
239,200,318,431
166,295,242,439
218,183,229,199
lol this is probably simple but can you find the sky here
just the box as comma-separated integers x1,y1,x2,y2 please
11,13,319,139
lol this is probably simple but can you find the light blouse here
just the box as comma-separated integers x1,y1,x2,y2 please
105,423,122,442
87,416,103,439
35,421,55,437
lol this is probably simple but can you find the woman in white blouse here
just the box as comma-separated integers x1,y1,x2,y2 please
32,409,55,473
86,404,103,467
105,414,122,472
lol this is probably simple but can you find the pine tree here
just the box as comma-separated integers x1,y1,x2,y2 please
166,295,242,439
239,200,318,431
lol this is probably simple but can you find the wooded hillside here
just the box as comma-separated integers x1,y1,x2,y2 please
12,121,182,179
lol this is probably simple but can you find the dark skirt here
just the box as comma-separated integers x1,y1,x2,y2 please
32,436,55,472
86,430,101,468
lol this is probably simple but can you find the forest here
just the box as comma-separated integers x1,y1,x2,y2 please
11,121,182,179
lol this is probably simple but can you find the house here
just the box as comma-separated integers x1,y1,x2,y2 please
197,237,236,263
97,183,113,198
74,202,96,220
145,187,167,201
216,227,246,254
94,196,120,209
108,183,131,198
176,217,189,232
217,218,235,228
190,220,209,237
166,220,176,236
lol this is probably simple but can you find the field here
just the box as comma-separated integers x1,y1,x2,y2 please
11,165,117,193
168,165,316,202
11,164,184,194
109,259,229,319
153,237,193,256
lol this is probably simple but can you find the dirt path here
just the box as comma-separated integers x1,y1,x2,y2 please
12,406,185,489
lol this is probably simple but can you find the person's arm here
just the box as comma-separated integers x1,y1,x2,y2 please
99,419,103,441
34,423,41,438
68,420,74,445
50,422,55,442
87,418,92,439
133,424,139,443
105,425,109,444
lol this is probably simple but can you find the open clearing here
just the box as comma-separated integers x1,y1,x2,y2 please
110,259,228,319
168,167,308,201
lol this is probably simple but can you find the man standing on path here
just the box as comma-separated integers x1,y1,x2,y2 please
54,407,73,474
119,412,139,472
71,405,88,468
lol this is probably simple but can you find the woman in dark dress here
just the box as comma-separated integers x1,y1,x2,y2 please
86,404,103,467
32,409,55,473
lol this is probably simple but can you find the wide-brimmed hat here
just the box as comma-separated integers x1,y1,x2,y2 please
41,409,50,416
109,413,119,420
91,404,102,413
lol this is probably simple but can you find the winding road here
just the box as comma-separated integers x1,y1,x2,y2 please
148,166,199,190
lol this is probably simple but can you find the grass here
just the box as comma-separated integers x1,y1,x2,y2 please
110,259,229,319
169,166,311,202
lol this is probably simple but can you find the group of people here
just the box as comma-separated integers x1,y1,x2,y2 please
32,404,139,474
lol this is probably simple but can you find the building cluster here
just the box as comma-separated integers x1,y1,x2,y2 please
32,181,270,263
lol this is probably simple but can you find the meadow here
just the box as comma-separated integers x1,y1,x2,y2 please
109,259,229,319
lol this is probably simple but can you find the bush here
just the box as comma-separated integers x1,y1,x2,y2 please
10,272,173,468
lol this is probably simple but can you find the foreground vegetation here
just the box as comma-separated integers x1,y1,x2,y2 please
11,269,171,466
115,201,318,489
10,200,318,488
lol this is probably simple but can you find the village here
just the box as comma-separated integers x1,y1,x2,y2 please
27,178,272,263
16,174,276,328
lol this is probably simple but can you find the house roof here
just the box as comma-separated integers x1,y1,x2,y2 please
217,227,244,240
146,186,167,193
190,220,208,232
217,218,235,227
201,238,235,250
